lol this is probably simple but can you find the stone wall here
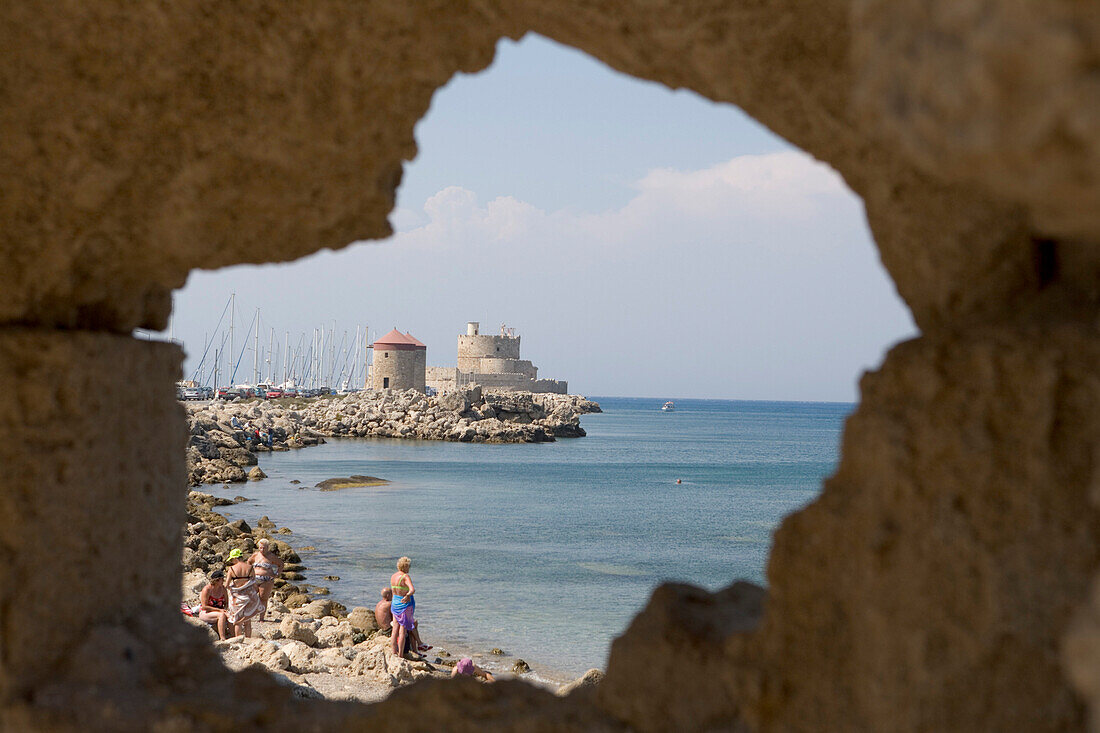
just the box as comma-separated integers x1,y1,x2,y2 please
457,373,568,394
370,348,426,392
425,365,457,393
456,334,522,372
4,2,1100,731
475,357,536,378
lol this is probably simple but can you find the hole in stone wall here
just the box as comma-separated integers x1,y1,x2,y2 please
167,34,915,689
1033,237,1060,289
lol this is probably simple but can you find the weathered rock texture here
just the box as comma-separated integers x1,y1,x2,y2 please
4,1,1100,731
0,332,185,698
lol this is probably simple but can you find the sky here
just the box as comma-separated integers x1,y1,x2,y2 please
164,34,916,402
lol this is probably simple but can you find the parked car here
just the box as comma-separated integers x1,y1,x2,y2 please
282,387,299,398
182,387,202,400
265,388,284,399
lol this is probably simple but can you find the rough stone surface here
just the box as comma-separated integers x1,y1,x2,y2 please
0,2,505,331
348,607,380,635
4,2,1100,731
755,329,1100,731
0,332,184,698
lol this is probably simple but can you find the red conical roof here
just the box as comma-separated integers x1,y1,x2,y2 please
374,328,425,349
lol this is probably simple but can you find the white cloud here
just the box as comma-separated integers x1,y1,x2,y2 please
390,151,864,259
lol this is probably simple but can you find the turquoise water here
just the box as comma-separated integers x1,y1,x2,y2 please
213,397,851,680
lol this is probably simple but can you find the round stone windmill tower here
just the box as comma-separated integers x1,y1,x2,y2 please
370,328,426,392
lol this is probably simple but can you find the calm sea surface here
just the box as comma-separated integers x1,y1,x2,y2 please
213,397,851,681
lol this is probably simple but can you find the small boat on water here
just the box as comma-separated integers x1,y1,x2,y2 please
662,401,675,411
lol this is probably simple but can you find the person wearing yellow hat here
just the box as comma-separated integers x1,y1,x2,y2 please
225,547,263,637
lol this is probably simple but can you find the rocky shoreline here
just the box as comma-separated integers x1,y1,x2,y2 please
181,490,603,701
186,387,601,485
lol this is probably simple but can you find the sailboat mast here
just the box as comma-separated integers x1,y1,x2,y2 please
228,293,236,386
364,324,371,389
252,309,259,384
318,327,324,390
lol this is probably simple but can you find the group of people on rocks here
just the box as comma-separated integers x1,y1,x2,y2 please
196,549,494,680
372,556,493,680
374,556,432,659
229,415,273,448
195,538,284,640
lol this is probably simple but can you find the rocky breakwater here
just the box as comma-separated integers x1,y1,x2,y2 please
302,386,601,443
185,388,601,485
185,404,325,485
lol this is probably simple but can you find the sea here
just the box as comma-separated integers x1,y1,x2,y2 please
213,396,852,683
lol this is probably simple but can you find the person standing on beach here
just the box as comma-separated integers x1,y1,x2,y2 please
248,539,283,618
390,557,430,657
225,548,263,637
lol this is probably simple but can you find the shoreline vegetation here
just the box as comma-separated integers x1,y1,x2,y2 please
183,490,604,701
186,386,602,486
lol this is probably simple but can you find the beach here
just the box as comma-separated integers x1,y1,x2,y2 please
182,490,579,699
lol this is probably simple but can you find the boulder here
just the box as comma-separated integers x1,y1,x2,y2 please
347,607,379,634
283,593,310,610
280,640,324,675
248,466,266,480
315,624,355,648
558,668,604,697
279,617,318,647
227,518,252,535
221,446,258,467
180,569,207,599
512,659,531,674
300,599,335,619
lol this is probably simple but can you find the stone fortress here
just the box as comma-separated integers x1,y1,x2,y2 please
368,328,426,392
426,322,568,394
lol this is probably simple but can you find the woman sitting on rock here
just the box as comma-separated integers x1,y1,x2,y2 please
390,556,430,657
197,569,230,640
225,547,263,637
248,538,284,617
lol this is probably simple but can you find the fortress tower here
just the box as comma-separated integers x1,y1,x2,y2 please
370,328,426,392
425,321,567,394
456,322,535,378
